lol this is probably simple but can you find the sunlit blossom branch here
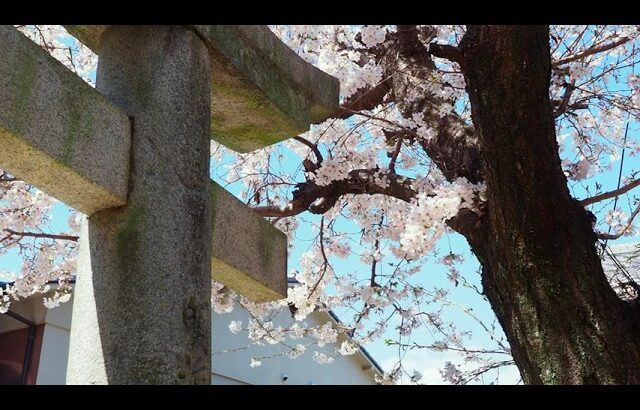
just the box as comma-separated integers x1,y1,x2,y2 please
595,202,640,240
231,295,297,351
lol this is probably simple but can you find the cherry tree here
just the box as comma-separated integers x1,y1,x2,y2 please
2,25,640,384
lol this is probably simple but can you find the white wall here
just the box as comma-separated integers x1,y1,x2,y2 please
211,373,248,385
211,308,378,385
36,298,73,385
36,325,70,384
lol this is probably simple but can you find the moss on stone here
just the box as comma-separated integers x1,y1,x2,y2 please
62,106,80,166
211,257,283,302
11,45,38,134
0,127,125,215
211,124,291,153
209,180,286,301
210,180,220,227
133,72,152,109
257,218,278,273
116,206,142,273
64,26,108,51
210,62,305,153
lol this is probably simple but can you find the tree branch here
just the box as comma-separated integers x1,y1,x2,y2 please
370,215,385,288
307,216,329,299
396,25,433,64
580,178,640,207
334,79,393,120
0,170,17,183
388,136,403,173
2,229,79,242
553,80,575,118
293,136,323,165
253,169,416,218
553,37,630,67
429,43,463,64
391,26,483,185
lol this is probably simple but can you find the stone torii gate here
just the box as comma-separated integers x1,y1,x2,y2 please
0,25,339,384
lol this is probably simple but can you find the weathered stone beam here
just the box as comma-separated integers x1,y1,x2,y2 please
192,25,340,152
64,25,340,153
211,181,287,302
0,26,130,216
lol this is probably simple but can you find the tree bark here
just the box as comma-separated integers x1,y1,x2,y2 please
458,25,640,384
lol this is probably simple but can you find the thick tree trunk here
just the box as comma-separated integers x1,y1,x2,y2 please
458,26,640,384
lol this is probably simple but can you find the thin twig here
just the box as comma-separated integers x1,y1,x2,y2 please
553,37,630,67
580,178,640,207
2,229,79,242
